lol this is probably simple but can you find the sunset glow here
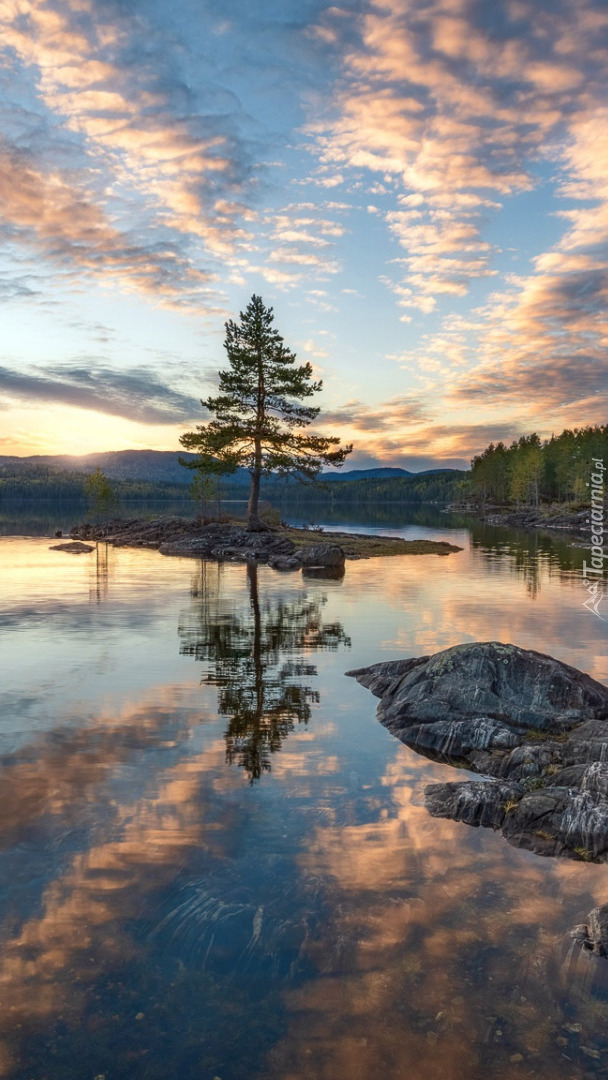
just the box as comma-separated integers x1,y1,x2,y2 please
1,0,607,468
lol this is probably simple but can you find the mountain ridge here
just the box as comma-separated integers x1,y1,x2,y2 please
0,450,465,485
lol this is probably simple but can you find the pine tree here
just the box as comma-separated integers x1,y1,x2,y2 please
180,295,353,529
83,467,116,520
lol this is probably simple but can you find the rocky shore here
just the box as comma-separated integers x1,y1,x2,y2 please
347,641,608,863
347,641,608,955
452,502,589,537
68,515,462,572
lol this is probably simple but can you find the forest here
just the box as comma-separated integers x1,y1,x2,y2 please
0,459,466,510
4,425,606,514
0,461,191,508
468,425,608,506
263,469,466,506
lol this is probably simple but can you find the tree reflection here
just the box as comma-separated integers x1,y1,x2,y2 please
179,562,351,780
466,516,584,597
89,540,110,603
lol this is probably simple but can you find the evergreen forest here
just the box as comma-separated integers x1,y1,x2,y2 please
469,425,608,506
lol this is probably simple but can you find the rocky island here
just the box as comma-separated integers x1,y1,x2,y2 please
348,641,608,954
68,516,462,571
347,642,608,862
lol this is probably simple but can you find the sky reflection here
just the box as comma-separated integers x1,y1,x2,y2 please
1,534,608,1078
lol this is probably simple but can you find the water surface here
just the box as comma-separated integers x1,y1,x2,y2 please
1,516,608,1080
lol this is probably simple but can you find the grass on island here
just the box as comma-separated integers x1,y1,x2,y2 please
77,513,463,558
277,525,462,558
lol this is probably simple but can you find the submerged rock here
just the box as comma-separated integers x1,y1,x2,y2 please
571,903,608,956
346,642,608,863
49,541,94,553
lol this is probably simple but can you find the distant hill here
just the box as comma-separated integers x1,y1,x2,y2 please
319,467,412,482
0,450,198,485
0,452,462,486
0,451,469,509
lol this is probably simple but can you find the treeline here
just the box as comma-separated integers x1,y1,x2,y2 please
469,425,608,506
265,469,466,505
1,460,468,510
0,463,191,506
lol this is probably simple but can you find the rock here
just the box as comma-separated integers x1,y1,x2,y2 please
49,541,94,553
347,642,608,864
348,642,608,738
293,543,345,570
347,656,429,699
451,504,589,537
570,903,608,956
302,564,345,580
158,524,297,563
425,780,523,829
268,555,303,571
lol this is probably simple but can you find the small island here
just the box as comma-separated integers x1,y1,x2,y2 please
69,515,462,568
347,641,608,863
348,640,608,957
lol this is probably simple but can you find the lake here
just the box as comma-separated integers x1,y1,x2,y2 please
1,508,608,1080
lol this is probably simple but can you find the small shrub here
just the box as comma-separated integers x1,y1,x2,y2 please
524,776,545,791
524,728,568,744
574,846,595,862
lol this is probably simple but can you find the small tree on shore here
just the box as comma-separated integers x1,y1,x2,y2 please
179,446,236,522
190,472,215,519
84,467,116,520
180,295,353,530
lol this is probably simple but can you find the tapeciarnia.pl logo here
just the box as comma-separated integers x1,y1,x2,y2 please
582,457,606,620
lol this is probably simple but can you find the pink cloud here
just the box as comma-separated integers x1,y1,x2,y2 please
309,0,608,313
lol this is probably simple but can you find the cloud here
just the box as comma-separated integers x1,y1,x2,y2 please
0,140,221,307
317,396,525,467
342,418,530,470
0,0,289,310
0,361,203,424
244,202,349,281
389,256,608,442
0,272,42,302
322,395,430,433
320,382,533,466
308,0,608,311
1,0,607,463
295,0,608,440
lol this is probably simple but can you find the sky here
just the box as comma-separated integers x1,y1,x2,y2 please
0,0,607,471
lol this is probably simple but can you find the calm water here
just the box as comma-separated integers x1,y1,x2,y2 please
1,510,608,1080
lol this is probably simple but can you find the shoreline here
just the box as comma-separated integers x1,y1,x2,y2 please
68,515,463,563
450,502,589,537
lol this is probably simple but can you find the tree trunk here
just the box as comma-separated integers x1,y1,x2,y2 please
247,462,263,530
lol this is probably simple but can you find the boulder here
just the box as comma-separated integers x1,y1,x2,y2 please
347,642,608,864
424,780,523,830
293,543,345,570
348,642,608,739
